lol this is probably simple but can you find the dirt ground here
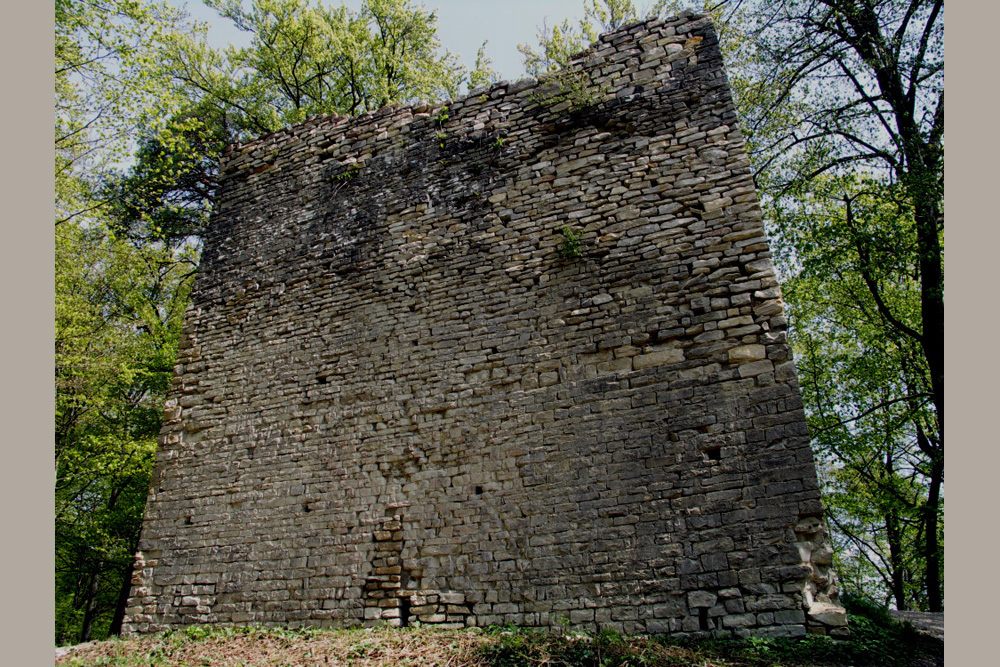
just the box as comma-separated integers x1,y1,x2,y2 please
890,610,944,640
55,613,946,666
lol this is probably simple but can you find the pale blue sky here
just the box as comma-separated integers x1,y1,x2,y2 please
180,1,685,84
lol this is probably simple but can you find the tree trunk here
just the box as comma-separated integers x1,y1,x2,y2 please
910,179,944,448
79,570,101,643
924,454,944,611
109,559,136,636
886,509,907,610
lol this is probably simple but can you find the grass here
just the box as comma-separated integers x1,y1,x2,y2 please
56,604,941,667
57,624,488,667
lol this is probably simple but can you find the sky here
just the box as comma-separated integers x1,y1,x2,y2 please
179,0,684,84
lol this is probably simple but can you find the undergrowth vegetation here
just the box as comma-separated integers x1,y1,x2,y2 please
57,602,941,667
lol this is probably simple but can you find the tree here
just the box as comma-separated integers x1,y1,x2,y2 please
56,0,189,226
104,0,480,250
55,221,195,643
168,0,466,136
738,0,944,610
776,174,939,610
469,40,501,91
54,0,198,644
102,101,234,248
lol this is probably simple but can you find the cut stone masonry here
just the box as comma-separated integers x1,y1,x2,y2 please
125,11,847,639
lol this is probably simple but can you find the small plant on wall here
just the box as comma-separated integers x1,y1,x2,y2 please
557,225,583,259
332,163,362,182
435,105,450,148
533,67,606,112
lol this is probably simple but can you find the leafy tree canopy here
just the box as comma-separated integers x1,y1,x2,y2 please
56,0,190,225
172,0,470,135
55,219,195,643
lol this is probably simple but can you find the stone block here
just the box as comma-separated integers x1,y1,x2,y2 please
687,591,718,609
634,347,684,369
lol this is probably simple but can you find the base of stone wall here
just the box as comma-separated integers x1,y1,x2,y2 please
125,602,849,640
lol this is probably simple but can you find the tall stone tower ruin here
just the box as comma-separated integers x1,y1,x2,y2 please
124,12,846,638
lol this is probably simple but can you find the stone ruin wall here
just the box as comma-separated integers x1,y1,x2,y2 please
124,12,846,639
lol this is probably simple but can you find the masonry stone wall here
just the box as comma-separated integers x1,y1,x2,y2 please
124,12,846,639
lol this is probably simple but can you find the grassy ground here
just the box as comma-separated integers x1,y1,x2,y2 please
56,603,943,667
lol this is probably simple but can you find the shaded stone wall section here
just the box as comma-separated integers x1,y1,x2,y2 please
124,11,846,639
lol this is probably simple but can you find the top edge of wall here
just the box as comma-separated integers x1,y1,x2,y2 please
219,10,714,167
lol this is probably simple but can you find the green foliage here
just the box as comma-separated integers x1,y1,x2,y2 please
58,622,944,667
680,609,936,667
332,163,363,182
103,101,233,247
55,3,199,644
56,0,190,226
721,0,944,610
840,591,898,627
469,40,501,90
55,221,196,644
557,226,584,259
478,620,940,667
171,0,467,134
532,67,606,112
518,1,685,76
477,626,664,667
54,0,187,156
774,173,941,610
477,626,547,667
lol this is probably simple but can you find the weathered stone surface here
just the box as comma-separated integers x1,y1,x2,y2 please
123,11,843,639
728,345,766,363
808,602,849,627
